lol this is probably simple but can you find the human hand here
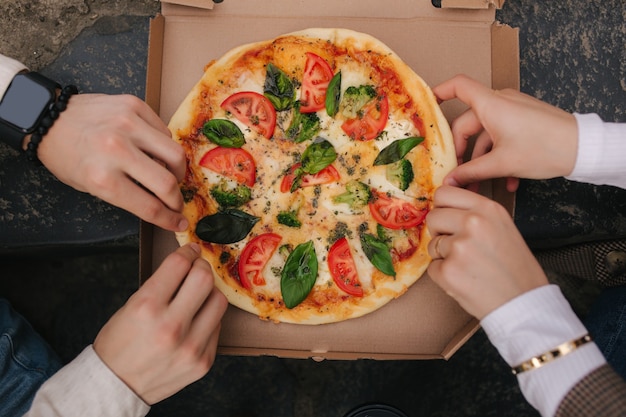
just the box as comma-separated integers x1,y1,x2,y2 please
426,186,548,319
36,93,188,232
433,75,578,192
93,244,228,405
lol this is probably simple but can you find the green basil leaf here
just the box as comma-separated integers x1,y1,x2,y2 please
360,233,396,277
287,101,321,143
280,240,318,309
301,138,337,174
264,63,295,111
325,71,341,117
373,136,424,166
195,209,259,244
202,119,245,148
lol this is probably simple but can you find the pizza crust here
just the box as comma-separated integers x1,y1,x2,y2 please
169,28,455,325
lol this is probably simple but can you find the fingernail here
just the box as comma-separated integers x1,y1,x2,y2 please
443,177,458,187
189,242,201,254
177,218,189,231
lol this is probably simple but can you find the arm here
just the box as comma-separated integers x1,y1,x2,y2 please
25,244,228,417
566,113,626,189
0,54,188,232
432,74,626,192
432,74,578,192
37,93,189,232
426,186,626,417
24,346,150,417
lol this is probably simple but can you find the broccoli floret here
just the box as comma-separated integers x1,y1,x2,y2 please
376,223,391,244
332,180,372,211
341,85,377,119
277,210,302,228
278,244,293,258
287,101,321,143
210,181,252,208
386,159,414,191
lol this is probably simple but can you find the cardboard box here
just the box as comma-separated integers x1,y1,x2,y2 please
141,0,518,360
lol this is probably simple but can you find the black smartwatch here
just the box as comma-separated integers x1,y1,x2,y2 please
0,72,60,150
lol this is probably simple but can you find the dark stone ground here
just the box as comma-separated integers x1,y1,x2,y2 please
0,1,624,416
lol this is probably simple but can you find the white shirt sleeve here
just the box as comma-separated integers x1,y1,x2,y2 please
566,113,626,188
0,53,27,99
481,285,606,417
23,345,151,417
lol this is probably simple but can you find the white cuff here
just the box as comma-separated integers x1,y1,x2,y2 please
566,113,626,188
24,345,150,417
481,285,606,417
0,54,28,99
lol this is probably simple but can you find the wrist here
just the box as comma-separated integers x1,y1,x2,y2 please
22,84,78,163
0,71,78,162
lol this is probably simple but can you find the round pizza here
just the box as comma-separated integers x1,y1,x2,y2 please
168,28,455,325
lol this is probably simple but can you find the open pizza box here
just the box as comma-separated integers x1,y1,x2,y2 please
140,0,518,360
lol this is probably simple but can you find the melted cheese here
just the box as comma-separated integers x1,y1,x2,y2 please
192,67,423,299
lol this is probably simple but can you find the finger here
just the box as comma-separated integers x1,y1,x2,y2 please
444,147,508,189
428,234,446,260
506,177,520,192
134,126,186,182
427,260,454,297
142,244,201,303
431,185,485,210
426,206,470,238
121,95,186,181
169,257,217,320
187,289,228,355
96,171,187,232
470,129,493,161
125,148,185,213
198,321,222,370
124,94,171,137
432,74,495,111
448,108,484,161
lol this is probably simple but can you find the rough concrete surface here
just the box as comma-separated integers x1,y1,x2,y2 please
0,0,160,69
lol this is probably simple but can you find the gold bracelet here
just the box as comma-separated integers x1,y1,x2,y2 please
511,334,593,375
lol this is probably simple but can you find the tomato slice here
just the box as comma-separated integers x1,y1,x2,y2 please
237,233,282,289
369,191,428,230
328,237,363,297
341,95,389,141
299,52,334,113
280,163,341,193
221,91,277,139
199,147,256,187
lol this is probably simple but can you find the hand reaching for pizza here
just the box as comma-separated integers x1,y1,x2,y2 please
93,243,228,405
36,93,188,232
433,75,578,192
426,185,548,320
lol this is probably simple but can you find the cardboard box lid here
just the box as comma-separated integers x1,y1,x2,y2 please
161,0,504,13
144,0,518,360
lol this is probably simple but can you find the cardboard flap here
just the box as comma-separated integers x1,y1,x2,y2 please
161,0,496,22
442,0,505,9
161,0,214,10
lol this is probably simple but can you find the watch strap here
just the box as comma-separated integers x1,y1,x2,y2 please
0,113,25,150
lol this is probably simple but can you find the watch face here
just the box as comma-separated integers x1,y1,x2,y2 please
0,74,55,132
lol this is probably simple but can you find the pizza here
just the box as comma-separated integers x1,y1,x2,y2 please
168,28,455,325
